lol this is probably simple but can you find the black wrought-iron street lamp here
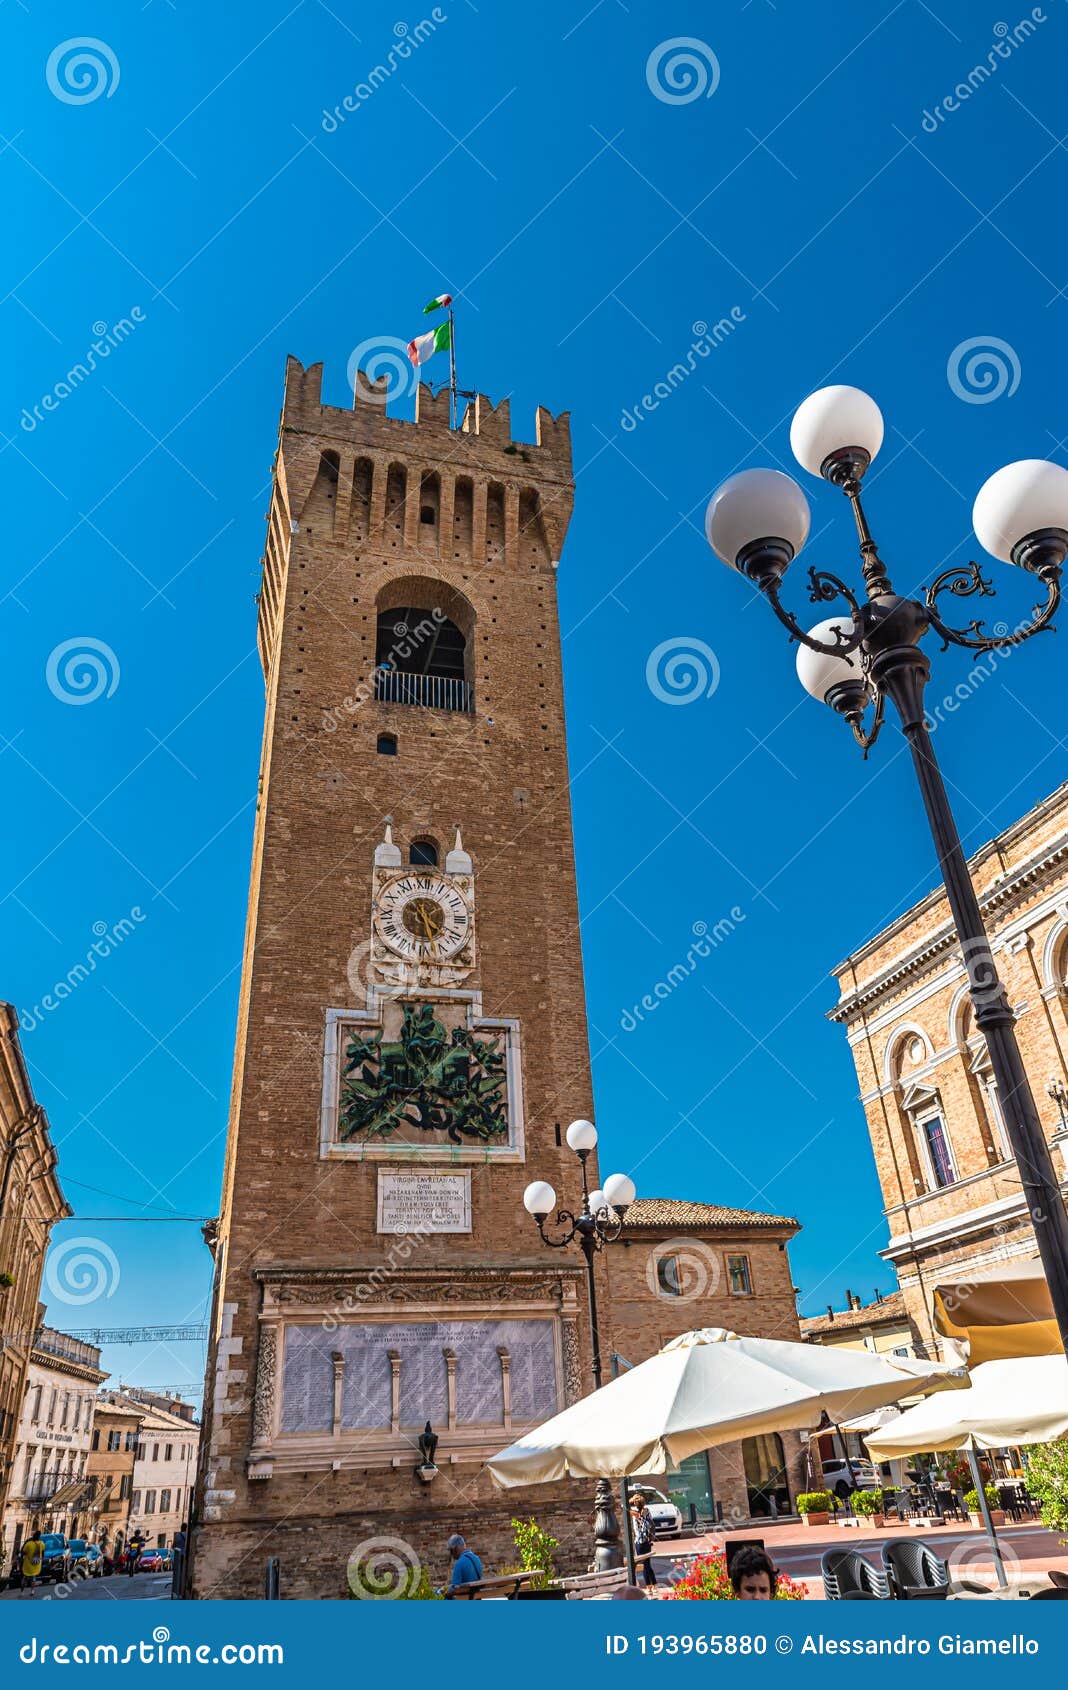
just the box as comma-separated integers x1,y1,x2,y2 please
523,1119,636,1389
707,384,1068,1354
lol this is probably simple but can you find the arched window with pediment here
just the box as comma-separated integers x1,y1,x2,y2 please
900,1079,957,1190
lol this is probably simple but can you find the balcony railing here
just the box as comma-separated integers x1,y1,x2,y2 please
374,667,473,713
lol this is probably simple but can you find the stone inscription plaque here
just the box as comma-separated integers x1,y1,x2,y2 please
376,1170,472,1234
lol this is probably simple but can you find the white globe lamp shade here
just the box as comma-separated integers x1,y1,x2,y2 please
603,1172,636,1212
705,469,810,577
566,1118,598,1153
796,616,864,705
588,1189,607,1216
972,459,1068,566
790,385,884,479
523,1180,556,1219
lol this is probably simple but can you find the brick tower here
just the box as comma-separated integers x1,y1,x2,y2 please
191,358,604,1597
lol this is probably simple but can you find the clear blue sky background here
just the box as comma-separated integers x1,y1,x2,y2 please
3,1,1067,1400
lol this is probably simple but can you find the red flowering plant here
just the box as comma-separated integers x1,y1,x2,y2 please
667,1548,808,1601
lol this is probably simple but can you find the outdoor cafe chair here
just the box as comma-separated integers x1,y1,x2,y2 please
821,1549,890,1601
881,1539,988,1600
1029,1587,1068,1599
997,1484,1027,1522
1048,1570,1068,1589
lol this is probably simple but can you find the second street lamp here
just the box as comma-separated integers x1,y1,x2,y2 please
523,1118,636,1389
707,384,1068,1355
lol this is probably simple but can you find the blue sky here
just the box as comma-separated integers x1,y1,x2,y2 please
3,1,1067,1399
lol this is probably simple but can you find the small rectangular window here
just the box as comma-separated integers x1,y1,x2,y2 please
144,1490,156,1514
160,1489,172,1512
164,1444,173,1462
727,1254,753,1295
656,1256,681,1297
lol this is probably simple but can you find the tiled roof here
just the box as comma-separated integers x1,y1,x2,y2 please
621,1198,798,1231
800,1290,907,1336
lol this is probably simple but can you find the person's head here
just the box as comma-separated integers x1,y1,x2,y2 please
612,1584,647,1600
730,1547,777,1600
446,1533,466,1563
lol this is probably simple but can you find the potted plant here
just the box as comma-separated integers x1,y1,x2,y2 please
850,1488,885,1528
796,1490,834,1528
964,1484,1006,1527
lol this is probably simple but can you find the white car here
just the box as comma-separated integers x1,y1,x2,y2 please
634,1486,684,1537
821,1457,881,1500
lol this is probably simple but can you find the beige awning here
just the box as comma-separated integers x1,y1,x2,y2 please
932,1259,1061,1365
486,1327,964,1488
865,1354,1068,1457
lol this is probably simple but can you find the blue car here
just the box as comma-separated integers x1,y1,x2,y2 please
38,1534,69,1583
67,1541,105,1579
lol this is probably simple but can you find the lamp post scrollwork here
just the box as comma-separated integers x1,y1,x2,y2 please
707,387,1068,1353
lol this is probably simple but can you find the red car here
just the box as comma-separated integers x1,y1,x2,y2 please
137,1548,172,1572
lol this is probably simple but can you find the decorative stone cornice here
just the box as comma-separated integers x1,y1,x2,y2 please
253,1262,586,1310
829,834,1068,1025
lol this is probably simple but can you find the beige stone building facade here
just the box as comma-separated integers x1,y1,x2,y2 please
0,1006,70,1543
0,1314,106,1569
190,359,809,1598
829,781,1068,1355
126,1393,200,1548
86,1398,143,1555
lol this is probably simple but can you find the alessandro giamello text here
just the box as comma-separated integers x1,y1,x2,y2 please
801,1635,1038,1656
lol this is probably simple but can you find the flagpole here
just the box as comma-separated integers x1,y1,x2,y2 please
448,304,457,431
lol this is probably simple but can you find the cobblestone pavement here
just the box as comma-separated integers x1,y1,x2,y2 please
0,1572,173,1602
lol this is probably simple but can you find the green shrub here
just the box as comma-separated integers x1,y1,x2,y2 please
964,1484,1001,1513
1025,1440,1068,1533
796,1490,834,1514
851,1488,884,1515
511,1517,559,1591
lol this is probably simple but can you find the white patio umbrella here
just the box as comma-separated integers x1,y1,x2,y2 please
864,1354,1068,1456
486,1327,963,1487
865,1355,1068,1590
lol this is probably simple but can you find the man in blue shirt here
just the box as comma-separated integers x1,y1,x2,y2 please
445,1533,483,1593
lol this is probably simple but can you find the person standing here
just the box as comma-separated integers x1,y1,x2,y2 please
630,1496,658,1587
20,1526,45,1594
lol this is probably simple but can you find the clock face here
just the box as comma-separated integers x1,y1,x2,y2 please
376,874,471,960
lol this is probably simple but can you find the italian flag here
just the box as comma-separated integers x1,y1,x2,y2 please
423,293,452,314
407,318,451,367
